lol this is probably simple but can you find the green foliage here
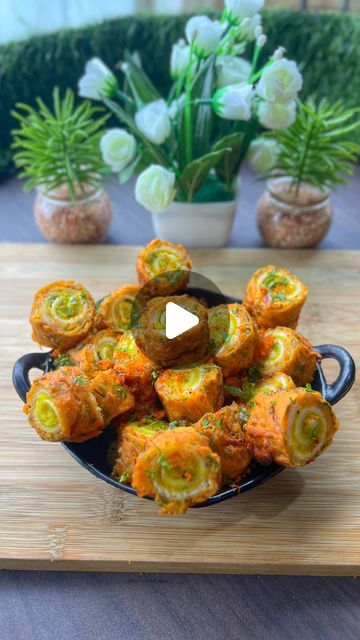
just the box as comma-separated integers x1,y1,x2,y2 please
270,99,360,192
12,88,108,199
0,10,359,179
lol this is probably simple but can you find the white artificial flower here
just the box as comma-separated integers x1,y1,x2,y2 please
258,99,297,130
78,57,117,100
135,165,176,213
216,56,252,89
135,99,171,145
273,46,286,61
168,93,186,120
247,137,279,173
100,129,137,172
256,59,303,103
241,13,262,42
185,16,223,58
213,83,253,121
170,40,191,79
225,0,264,25
256,34,267,48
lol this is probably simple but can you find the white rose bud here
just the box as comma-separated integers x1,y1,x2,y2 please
100,129,137,172
185,16,223,58
241,13,262,42
225,0,264,25
168,93,186,120
256,34,267,49
256,58,303,103
78,57,118,100
258,100,297,130
216,56,252,89
135,99,171,145
254,25,263,38
170,40,191,79
273,46,286,60
213,83,253,121
247,137,279,173
135,165,176,213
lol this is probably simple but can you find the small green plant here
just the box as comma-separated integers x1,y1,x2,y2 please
12,87,108,200
268,99,360,193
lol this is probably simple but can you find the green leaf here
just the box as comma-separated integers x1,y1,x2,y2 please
180,147,230,201
213,131,244,190
191,55,216,159
123,50,161,108
118,156,140,185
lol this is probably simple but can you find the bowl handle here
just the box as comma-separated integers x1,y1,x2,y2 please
313,344,356,405
12,352,51,403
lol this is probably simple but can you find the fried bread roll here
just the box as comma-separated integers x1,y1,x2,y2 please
244,266,308,329
95,284,140,332
259,327,318,386
208,303,257,377
114,331,158,401
113,416,169,483
24,366,104,442
245,388,339,467
89,369,135,423
30,281,95,350
155,364,223,422
253,372,296,397
194,403,251,482
136,239,192,296
66,329,119,375
132,427,221,514
140,295,209,367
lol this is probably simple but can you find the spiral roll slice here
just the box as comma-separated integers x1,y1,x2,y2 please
113,416,169,483
132,427,221,514
95,284,140,332
208,303,257,377
114,331,158,401
155,364,223,422
253,373,296,398
24,366,104,442
245,388,339,467
260,327,318,386
244,265,308,329
194,403,252,482
140,295,209,367
30,280,95,350
67,329,119,376
136,239,192,296
89,369,135,423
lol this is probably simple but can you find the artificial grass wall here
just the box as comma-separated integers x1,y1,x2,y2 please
0,9,359,179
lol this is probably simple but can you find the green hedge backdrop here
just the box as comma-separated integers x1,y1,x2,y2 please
0,9,359,179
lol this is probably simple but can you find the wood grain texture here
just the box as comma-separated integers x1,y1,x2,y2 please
1,244,359,574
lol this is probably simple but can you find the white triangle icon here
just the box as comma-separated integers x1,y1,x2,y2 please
165,302,199,340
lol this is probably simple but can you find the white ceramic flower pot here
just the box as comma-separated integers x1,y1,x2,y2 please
151,199,237,248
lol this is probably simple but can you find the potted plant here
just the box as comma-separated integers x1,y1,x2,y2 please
12,88,111,243
78,0,303,248
249,99,360,248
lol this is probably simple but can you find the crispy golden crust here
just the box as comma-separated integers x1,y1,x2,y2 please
208,303,258,377
95,284,140,332
245,388,339,467
259,327,318,386
113,416,169,482
24,366,104,442
136,239,192,296
113,332,158,402
30,280,95,350
244,265,308,329
139,295,209,367
132,427,221,514
155,364,224,422
67,329,119,376
194,403,252,482
89,369,135,423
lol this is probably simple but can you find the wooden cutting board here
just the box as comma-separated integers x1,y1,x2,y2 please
1,244,359,575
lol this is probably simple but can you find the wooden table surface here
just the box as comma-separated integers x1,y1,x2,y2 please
1,244,359,576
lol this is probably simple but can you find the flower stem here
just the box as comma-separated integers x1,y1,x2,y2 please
184,43,194,165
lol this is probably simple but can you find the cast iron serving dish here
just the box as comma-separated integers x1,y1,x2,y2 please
12,288,356,507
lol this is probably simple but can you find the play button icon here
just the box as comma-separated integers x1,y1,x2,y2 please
165,301,199,340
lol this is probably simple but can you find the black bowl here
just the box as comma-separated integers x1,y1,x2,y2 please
13,287,356,507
